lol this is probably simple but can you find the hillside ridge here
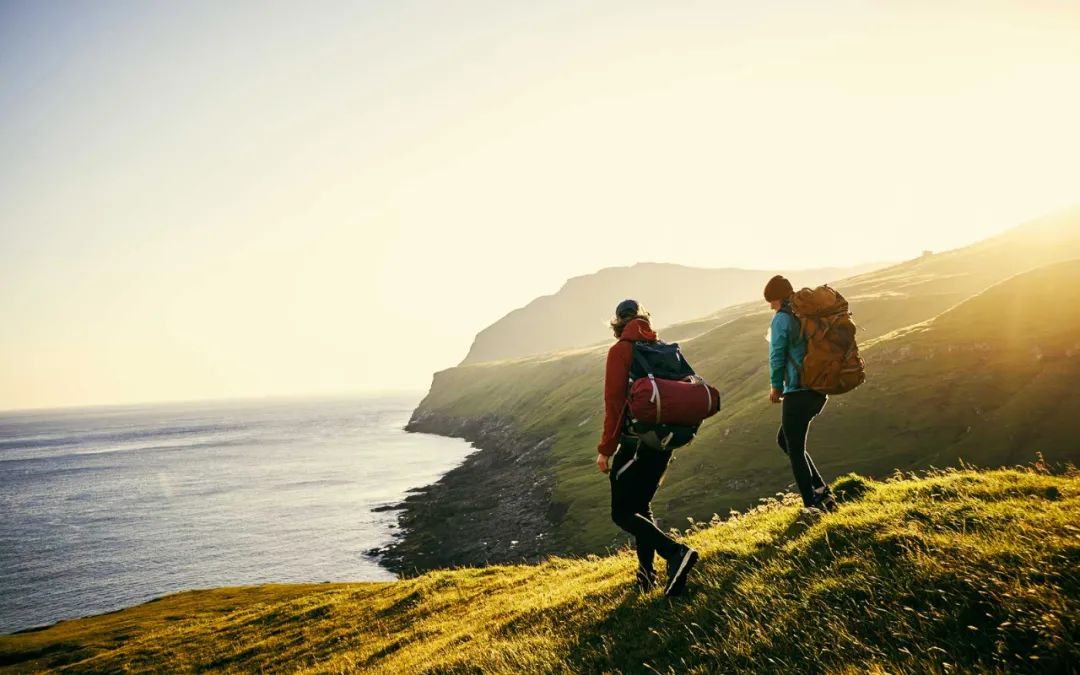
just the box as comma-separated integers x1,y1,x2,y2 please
461,261,887,365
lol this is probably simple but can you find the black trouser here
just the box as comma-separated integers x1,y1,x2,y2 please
777,389,831,507
610,437,682,570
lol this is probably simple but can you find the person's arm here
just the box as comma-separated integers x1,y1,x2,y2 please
597,341,632,469
768,313,789,402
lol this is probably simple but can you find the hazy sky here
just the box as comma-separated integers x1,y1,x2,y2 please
2,1,1079,410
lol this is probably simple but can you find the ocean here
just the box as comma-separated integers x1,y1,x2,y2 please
0,395,475,634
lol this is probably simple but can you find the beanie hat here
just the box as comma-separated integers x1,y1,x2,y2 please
763,275,794,302
614,299,641,320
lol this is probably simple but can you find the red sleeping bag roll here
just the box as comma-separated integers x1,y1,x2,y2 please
627,375,721,426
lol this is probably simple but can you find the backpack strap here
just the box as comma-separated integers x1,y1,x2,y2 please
621,342,645,434
629,342,662,423
630,342,653,377
787,350,799,375
777,305,804,384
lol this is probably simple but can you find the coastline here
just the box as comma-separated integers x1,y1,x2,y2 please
375,411,565,575
0,395,471,635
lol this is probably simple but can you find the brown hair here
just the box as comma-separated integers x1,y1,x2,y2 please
763,275,794,302
610,311,650,338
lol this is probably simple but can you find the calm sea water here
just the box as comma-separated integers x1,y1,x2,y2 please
0,395,475,634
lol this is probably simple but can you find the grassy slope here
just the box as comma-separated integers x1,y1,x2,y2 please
414,210,1080,553
2,467,1077,673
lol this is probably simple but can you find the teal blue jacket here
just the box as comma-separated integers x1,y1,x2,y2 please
769,304,807,394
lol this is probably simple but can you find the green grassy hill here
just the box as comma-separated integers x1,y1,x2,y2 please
2,467,1076,673
405,210,1080,559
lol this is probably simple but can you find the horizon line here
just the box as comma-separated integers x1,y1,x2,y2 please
0,388,429,416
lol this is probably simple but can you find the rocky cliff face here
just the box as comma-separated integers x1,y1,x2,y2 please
375,411,566,575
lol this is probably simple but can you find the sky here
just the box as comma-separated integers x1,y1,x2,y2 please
2,0,1079,411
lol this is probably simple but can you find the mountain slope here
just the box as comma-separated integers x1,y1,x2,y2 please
652,258,1080,535
461,262,886,364
2,468,1076,673
839,258,1080,468
663,207,1080,345
398,210,1080,568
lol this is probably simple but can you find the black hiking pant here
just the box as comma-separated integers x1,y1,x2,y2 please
609,437,682,571
777,389,831,507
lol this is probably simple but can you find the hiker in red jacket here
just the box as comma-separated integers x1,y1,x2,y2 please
597,299,698,596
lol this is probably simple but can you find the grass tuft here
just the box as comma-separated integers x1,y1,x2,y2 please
830,472,873,502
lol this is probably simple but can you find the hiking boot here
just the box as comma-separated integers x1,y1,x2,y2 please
664,545,699,597
635,566,657,592
813,493,839,513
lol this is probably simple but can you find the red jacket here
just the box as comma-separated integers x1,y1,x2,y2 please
597,318,658,456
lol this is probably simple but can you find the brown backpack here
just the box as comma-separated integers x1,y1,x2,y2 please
789,286,866,395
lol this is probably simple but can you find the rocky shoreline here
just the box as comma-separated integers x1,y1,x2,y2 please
372,411,566,575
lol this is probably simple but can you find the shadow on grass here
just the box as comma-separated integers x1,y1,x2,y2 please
562,511,810,674
562,477,1080,674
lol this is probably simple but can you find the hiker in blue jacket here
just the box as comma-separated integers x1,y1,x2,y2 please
764,275,838,512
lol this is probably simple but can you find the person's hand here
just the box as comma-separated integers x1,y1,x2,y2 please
596,453,610,473
769,387,783,404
